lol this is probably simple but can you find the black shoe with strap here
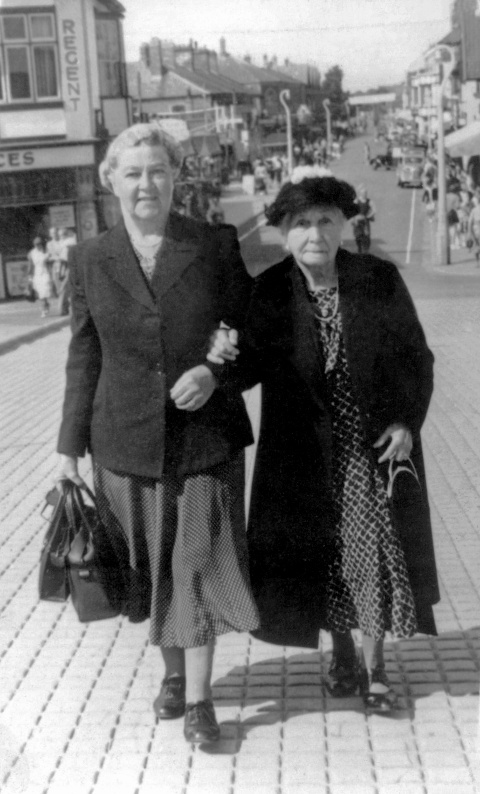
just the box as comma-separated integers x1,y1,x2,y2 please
325,655,360,697
183,699,220,744
153,675,186,720
360,665,399,713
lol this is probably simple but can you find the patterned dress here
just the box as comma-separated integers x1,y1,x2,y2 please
309,286,418,640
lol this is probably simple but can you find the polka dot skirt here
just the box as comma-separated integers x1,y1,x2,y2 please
94,455,260,648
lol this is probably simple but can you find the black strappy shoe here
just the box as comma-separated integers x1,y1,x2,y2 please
360,666,399,713
325,655,360,697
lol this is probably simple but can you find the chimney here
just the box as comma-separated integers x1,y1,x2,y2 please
219,37,227,56
161,40,175,69
149,40,162,75
244,54,252,63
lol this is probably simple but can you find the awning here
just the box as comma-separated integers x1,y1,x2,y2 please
444,122,480,158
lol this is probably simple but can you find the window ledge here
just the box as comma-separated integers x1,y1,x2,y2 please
0,101,63,113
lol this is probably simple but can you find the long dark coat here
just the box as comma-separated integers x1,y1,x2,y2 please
57,213,254,478
241,248,440,648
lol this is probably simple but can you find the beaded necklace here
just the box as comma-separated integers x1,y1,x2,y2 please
129,235,162,281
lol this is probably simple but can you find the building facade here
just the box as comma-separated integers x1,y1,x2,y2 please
0,0,131,300
127,38,258,171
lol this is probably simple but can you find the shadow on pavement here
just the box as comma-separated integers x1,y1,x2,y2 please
205,627,480,755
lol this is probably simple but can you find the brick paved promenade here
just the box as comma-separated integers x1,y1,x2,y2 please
0,179,479,793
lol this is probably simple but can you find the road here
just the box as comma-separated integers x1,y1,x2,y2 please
0,136,479,794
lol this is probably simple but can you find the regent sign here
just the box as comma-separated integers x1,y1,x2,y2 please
62,19,81,111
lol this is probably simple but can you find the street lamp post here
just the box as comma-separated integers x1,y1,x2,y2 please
323,98,332,158
279,89,293,176
432,45,455,266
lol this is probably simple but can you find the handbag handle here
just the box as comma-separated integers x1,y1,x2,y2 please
57,479,98,532
56,480,99,561
64,483,99,566
56,478,97,507
387,457,420,500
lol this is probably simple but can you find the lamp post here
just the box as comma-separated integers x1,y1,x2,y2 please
280,89,293,176
323,98,332,158
431,44,455,266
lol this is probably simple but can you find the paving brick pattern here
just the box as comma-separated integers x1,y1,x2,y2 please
1,296,479,794
1,233,480,790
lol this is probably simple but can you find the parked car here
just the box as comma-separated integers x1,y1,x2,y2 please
396,150,425,187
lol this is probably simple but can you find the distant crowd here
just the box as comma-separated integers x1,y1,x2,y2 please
422,155,480,261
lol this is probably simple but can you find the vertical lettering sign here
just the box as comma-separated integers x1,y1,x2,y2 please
58,2,92,139
63,20,81,111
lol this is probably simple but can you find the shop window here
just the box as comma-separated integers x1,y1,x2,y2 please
0,12,59,103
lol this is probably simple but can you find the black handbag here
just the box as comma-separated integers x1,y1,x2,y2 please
39,480,124,621
39,480,75,601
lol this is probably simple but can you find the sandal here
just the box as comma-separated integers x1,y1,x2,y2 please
325,654,360,697
360,666,399,713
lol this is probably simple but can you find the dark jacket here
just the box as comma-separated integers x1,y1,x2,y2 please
240,248,439,648
57,213,254,479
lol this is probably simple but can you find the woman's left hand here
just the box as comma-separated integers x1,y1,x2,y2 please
170,365,217,411
373,423,413,463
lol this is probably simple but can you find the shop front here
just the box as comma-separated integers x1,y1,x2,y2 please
0,142,98,300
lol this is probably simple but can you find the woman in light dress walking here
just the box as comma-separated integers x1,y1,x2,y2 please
28,236,53,317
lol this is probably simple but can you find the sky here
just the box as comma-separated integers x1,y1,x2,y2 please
120,0,454,92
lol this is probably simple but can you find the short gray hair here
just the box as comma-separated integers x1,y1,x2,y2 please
99,123,184,192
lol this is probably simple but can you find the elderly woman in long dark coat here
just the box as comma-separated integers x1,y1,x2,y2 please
210,174,439,713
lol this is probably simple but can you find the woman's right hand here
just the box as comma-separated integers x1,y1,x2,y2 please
56,454,87,490
206,328,240,365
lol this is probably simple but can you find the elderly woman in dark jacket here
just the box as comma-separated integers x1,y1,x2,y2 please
57,123,259,743
211,174,439,712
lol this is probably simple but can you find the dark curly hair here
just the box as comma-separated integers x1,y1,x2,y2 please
265,176,358,226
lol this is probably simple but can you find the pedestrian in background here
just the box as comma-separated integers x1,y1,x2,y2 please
272,154,283,186
57,122,259,745
446,187,461,251
57,228,76,315
209,173,439,713
254,160,268,194
467,195,480,263
351,185,376,253
46,227,62,297
27,236,53,318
